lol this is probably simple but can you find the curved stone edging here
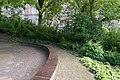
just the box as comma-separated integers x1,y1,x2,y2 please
29,44,58,80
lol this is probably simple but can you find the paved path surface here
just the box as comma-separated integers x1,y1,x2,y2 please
55,47,96,80
0,34,47,80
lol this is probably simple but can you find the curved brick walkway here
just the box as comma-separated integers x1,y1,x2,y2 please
0,33,48,80
55,47,95,80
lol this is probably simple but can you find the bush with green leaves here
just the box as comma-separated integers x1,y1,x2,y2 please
80,40,105,61
32,26,56,41
80,40,120,66
55,12,103,51
56,30,78,43
58,37,81,51
71,13,103,43
0,15,36,37
102,28,120,52
0,15,57,43
104,51,120,66
80,57,120,80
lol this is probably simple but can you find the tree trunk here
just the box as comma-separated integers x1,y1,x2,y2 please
38,0,44,25
38,0,44,8
38,12,42,24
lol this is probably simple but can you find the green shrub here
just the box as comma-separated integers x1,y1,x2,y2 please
102,28,120,52
80,57,120,80
55,31,76,43
58,37,81,51
0,16,11,33
80,40,120,66
104,51,120,66
57,13,103,46
54,13,103,50
0,15,56,42
80,40,105,61
71,13,103,43
32,25,56,41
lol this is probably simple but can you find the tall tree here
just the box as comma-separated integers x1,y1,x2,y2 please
37,0,44,24
0,0,63,25
37,0,62,24
69,0,120,21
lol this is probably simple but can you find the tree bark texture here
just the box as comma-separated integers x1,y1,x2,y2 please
38,0,44,24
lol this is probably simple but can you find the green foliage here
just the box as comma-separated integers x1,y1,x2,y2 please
100,0,120,20
33,25,56,41
69,0,103,16
58,37,80,51
70,0,120,21
0,0,62,24
58,13,103,49
55,31,78,43
0,0,36,8
0,15,56,43
80,40,120,66
80,57,120,80
0,15,35,37
102,28,120,52
36,0,62,24
72,13,103,43
58,12,103,49
80,40,105,61
104,51,120,66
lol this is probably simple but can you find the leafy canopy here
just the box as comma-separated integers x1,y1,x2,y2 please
69,0,120,21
